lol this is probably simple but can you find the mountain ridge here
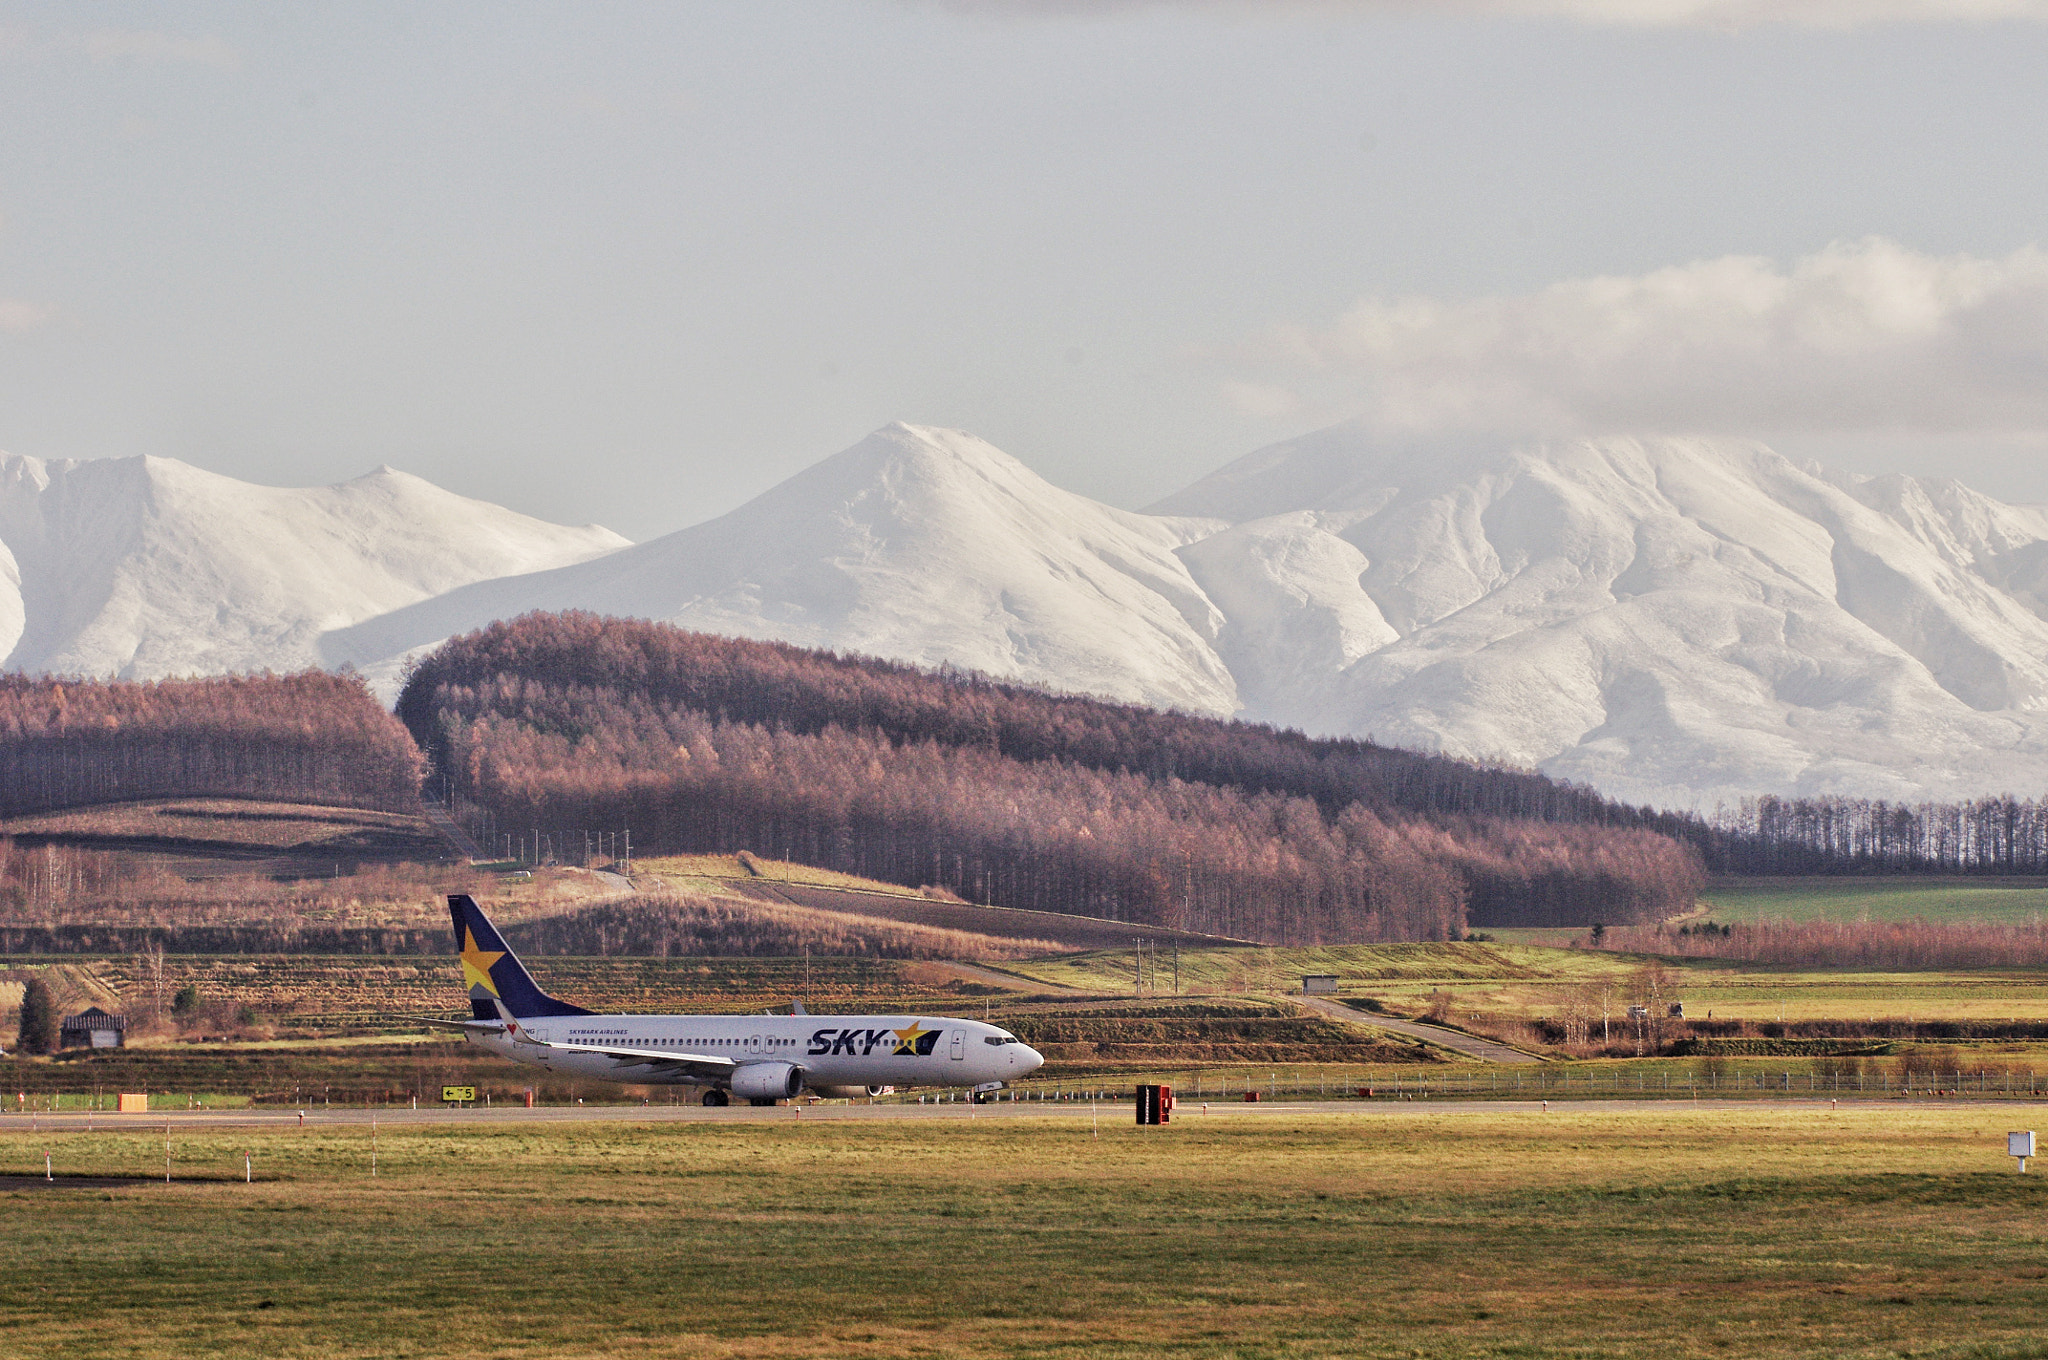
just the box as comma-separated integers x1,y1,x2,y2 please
0,451,628,680
9,424,2048,806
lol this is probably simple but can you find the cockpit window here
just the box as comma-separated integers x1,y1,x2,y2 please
984,1035,1021,1045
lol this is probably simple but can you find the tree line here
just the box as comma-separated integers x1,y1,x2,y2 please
397,611,1656,827
1598,916,2048,971
0,673,425,816
1695,795,2048,875
401,614,1705,941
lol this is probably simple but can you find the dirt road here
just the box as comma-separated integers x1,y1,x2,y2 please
1294,994,1542,1064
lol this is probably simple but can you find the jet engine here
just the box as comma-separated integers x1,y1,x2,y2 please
729,1062,805,1101
807,1084,892,1099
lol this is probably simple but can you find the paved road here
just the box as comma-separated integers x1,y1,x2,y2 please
942,960,1068,992
1294,994,1543,1064
7,1094,2039,1137
418,799,485,861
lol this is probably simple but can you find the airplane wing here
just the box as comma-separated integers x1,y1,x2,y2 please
462,999,738,1080
408,1016,510,1035
527,1036,737,1079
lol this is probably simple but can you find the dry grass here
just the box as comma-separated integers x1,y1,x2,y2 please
5,1106,2048,1358
515,886,1065,961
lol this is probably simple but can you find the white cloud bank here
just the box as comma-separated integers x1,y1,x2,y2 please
0,298,51,332
0,26,241,69
927,0,2048,28
77,28,241,69
1251,238,2048,440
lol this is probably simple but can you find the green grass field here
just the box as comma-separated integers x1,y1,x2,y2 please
1004,942,2048,1025
6,1106,2048,1358
1002,942,1626,994
1697,877,2048,926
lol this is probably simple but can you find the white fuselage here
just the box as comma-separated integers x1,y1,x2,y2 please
465,1012,1042,1091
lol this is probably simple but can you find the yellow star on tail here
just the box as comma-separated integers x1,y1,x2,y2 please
460,928,505,996
891,1020,933,1055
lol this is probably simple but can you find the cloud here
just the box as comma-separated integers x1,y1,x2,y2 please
0,298,53,332
1247,238,2048,439
919,0,2048,27
77,28,241,69
1220,380,1303,419
0,26,242,70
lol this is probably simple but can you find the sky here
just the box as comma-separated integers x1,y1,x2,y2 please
1,1,2046,540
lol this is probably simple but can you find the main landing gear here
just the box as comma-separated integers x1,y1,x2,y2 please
701,1089,728,1108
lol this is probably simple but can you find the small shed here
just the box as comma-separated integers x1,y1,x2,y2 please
59,1008,126,1050
1302,975,1340,995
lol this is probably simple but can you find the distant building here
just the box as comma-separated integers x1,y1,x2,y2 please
1302,975,1340,994
59,1008,126,1049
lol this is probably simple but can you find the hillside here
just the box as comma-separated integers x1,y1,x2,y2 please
402,614,1705,940
0,799,449,877
639,854,1249,950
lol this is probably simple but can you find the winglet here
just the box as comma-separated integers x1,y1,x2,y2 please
449,894,594,1020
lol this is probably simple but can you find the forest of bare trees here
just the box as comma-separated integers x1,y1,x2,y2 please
397,611,1640,826
401,614,1706,941
0,673,424,816
1601,917,2048,971
1698,795,2048,875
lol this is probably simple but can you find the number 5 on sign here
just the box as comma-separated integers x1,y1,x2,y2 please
442,1086,477,1105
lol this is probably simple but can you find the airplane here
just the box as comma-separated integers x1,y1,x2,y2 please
426,894,1045,1106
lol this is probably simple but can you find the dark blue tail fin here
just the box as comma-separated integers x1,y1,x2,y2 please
449,894,594,1020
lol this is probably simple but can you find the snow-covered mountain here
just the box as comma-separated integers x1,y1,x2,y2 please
0,453,627,680
1155,428,2048,805
319,423,1241,715
14,424,2048,805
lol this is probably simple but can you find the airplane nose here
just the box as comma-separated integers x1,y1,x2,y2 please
1016,1044,1044,1074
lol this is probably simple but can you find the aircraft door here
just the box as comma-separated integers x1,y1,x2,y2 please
749,1034,762,1054
949,1030,964,1061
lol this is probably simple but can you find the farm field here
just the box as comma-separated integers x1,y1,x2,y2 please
0,798,454,876
639,853,1242,950
4,1105,2048,1358
2,952,1026,1032
1696,876,2048,926
637,852,932,895
1004,943,2048,1026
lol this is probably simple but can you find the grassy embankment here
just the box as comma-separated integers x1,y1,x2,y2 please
5,1106,2048,1359
1697,876,2048,925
